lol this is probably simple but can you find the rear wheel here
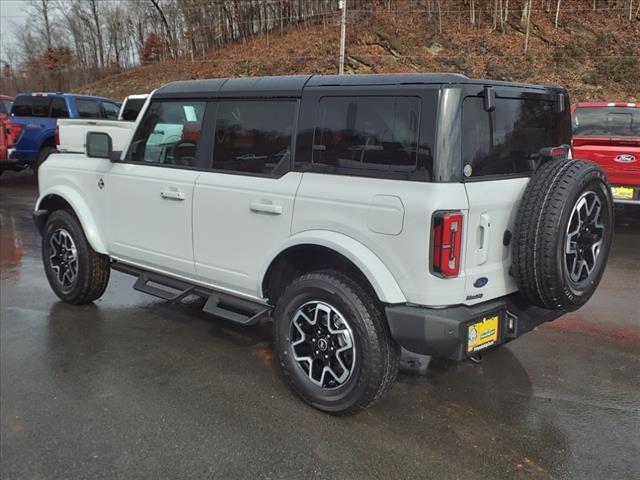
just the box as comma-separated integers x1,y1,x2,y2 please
512,160,614,311
42,210,110,304
273,270,399,415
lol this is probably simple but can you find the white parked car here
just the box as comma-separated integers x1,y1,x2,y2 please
56,94,148,154
33,74,614,415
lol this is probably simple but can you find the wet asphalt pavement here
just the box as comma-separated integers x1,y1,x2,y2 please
0,171,638,480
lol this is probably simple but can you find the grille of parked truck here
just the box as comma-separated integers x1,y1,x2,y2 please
32,74,614,415
571,102,640,205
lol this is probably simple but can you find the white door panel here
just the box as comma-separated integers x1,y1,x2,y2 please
105,163,200,276
193,171,302,297
463,178,529,303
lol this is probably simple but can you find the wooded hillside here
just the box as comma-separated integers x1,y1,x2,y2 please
1,0,638,102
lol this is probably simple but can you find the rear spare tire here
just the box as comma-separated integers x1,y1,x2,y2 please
512,160,614,312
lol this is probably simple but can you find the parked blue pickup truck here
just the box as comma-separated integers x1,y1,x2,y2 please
4,92,120,173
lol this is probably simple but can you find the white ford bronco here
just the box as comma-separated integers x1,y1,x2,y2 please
34,74,614,415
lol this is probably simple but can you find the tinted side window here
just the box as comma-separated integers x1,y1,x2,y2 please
121,99,145,121
212,100,295,175
32,97,51,117
102,102,119,120
0,100,12,115
462,96,571,178
128,100,205,167
12,97,33,116
50,97,69,118
11,97,32,116
76,99,101,119
311,96,423,179
12,96,54,117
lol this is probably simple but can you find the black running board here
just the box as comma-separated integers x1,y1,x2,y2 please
112,262,271,326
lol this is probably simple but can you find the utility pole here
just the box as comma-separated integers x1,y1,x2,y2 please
338,0,347,75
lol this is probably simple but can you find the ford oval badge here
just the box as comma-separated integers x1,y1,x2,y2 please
474,277,488,288
615,154,636,164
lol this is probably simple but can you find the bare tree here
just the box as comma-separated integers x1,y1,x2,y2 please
29,0,53,49
555,0,561,27
523,0,532,54
150,0,176,59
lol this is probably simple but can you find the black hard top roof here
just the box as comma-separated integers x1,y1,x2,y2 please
152,73,562,99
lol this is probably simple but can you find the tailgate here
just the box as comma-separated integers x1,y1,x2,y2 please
573,140,640,186
462,178,529,305
58,119,135,153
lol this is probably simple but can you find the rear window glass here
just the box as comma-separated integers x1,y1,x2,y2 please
50,97,69,118
311,96,423,180
76,99,101,119
462,96,570,178
573,107,639,138
12,96,52,117
121,99,146,121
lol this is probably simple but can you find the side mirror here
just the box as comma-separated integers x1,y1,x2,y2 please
86,132,113,160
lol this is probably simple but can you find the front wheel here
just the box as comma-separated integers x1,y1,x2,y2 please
42,210,111,304
273,270,400,416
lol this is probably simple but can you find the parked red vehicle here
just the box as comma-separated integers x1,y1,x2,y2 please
572,102,640,205
0,95,14,163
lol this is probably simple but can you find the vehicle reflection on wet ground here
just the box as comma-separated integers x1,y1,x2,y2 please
1,171,638,480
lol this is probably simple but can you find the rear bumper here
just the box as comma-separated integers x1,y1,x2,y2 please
385,294,564,361
2,149,33,169
8,148,36,164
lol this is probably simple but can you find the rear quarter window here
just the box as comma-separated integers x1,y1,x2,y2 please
462,96,571,178
307,95,432,181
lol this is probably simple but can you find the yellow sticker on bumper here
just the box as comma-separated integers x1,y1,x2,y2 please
611,186,634,200
467,315,499,353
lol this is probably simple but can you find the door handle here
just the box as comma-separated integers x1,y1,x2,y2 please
160,190,185,201
250,201,282,215
477,213,490,265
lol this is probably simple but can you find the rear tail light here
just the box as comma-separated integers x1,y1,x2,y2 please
5,121,22,147
431,210,463,278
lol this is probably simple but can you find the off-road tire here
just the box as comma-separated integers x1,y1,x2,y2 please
274,269,400,416
42,209,110,304
512,159,614,311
